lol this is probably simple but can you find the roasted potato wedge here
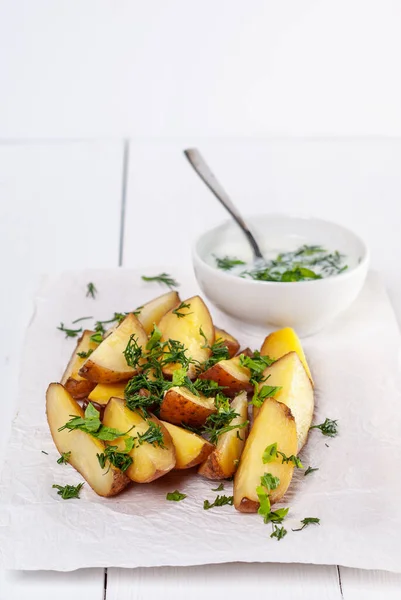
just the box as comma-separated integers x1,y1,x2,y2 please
261,327,313,384
102,397,175,483
79,313,147,383
158,295,214,378
199,356,252,396
46,383,130,497
137,291,181,334
160,386,216,427
234,397,297,512
254,351,314,451
87,382,126,405
60,330,98,399
162,421,214,469
198,391,249,480
215,327,240,358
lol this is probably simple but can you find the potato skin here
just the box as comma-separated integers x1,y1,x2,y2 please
215,327,240,358
236,497,259,513
79,361,133,384
160,389,215,427
198,451,226,480
199,363,252,396
63,377,96,399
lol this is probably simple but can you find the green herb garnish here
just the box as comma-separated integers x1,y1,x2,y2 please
96,439,134,472
216,245,348,282
77,348,94,359
166,490,187,502
58,402,129,441
57,323,82,338
200,328,230,370
203,495,233,510
86,283,97,298
251,381,282,407
90,332,103,344
72,316,93,324
57,451,71,465
304,466,319,476
141,273,179,289
292,517,320,531
137,421,166,448
172,302,193,318
239,351,275,384
52,483,84,500
270,525,287,540
212,483,224,492
123,334,143,368
310,418,338,437
262,443,303,468
214,256,246,270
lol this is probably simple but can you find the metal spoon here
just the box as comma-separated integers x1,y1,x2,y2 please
183,148,265,262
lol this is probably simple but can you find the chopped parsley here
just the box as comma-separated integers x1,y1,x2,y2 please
203,495,233,509
211,483,224,492
270,525,287,540
166,490,187,502
77,348,94,359
58,402,130,441
262,443,303,469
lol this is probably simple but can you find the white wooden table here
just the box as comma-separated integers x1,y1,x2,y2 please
1,139,401,599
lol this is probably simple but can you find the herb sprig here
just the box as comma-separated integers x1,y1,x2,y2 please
52,483,84,500
310,418,338,437
203,495,233,510
141,273,179,288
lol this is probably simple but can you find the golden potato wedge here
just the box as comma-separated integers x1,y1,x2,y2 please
198,391,249,480
88,382,126,405
162,421,214,469
102,397,175,483
46,383,130,497
60,330,98,399
214,327,240,358
234,397,297,512
160,386,216,427
261,327,313,384
79,313,147,383
137,291,181,335
158,295,214,379
254,351,314,451
199,356,252,396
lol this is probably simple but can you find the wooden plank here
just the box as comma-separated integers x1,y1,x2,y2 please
107,563,342,600
0,140,124,598
0,569,106,600
341,568,401,599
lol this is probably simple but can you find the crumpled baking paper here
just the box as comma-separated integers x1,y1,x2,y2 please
1,268,401,572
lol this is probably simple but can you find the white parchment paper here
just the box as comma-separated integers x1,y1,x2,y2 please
1,268,401,572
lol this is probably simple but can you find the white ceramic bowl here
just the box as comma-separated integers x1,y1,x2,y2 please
193,214,369,337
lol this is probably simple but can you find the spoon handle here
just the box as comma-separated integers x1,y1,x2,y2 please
184,148,264,261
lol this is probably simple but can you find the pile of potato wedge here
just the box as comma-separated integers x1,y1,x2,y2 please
47,289,314,512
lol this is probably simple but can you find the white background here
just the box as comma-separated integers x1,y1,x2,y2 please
0,0,401,139
1,1,401,599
